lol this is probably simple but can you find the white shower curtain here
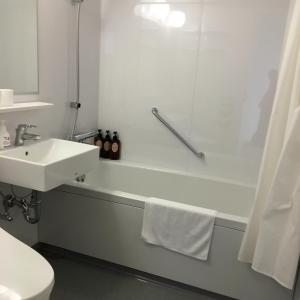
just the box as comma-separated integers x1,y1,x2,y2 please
238,0,300,290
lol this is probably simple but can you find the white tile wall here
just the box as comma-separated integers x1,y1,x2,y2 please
98,0,289,184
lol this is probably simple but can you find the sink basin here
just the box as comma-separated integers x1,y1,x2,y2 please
0,138,99,191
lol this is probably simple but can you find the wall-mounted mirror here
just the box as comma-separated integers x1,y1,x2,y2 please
0,0,38,94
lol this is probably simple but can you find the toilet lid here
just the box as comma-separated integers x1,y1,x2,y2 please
0,227,54,300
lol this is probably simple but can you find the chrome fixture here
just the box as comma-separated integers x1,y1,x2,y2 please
15,124,41,146
70,102,81,109
0,188,41,224
76,174,86,182
0,193,13,221
73,130,98,143
152,107,205,160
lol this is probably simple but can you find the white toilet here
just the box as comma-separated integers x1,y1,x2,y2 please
0,227,54,300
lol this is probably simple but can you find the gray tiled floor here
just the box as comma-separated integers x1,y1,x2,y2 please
42,250,231,300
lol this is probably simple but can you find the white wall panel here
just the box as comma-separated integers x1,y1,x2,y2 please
98,0,289,184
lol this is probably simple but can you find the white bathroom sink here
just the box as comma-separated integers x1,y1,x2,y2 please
0,138,99,191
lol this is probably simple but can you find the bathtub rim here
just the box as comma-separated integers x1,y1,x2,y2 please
56,183,248,232
93,159,256,189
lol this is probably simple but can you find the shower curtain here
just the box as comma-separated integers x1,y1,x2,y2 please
238,0,300,290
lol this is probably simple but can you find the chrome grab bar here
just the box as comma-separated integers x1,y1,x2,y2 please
152,107,205,160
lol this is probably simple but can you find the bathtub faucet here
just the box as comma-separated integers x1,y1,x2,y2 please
73,130,98,143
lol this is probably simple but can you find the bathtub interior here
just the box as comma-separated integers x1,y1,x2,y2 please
71,160,255,218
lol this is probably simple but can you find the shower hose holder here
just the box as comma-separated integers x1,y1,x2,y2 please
70,101,81,109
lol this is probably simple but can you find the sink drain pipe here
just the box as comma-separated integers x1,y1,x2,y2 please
0,189,41,224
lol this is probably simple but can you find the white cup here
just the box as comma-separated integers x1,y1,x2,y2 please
0,89,14,107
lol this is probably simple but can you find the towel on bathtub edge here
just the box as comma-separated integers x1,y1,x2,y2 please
141,197,217,261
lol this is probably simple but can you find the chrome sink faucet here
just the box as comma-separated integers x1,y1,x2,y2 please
15,124,41,146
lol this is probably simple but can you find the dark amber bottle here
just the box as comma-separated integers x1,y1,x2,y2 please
94,129,103,158
102,130,111,159
110,131,121,160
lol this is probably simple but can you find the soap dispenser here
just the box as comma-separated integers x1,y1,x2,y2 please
102,130,111,159
0,120,10,149
110,131,121,160
94,129,103,157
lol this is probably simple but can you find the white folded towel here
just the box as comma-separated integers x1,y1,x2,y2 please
142,198,217,261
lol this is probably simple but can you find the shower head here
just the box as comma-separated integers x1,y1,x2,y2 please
72,0,83,3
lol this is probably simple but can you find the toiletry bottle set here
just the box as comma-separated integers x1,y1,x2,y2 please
94,130,121,160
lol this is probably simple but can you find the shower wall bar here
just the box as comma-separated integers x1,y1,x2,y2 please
151,107,205,160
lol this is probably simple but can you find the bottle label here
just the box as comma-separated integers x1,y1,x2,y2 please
96,140,102,149
104,141,110,151
112,143,119,153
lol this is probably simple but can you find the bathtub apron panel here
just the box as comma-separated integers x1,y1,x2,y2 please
39,188,292,300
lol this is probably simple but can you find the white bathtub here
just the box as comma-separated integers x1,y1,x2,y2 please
39,160,293,300
73,160,254,227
